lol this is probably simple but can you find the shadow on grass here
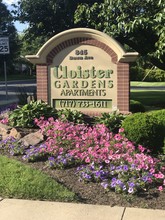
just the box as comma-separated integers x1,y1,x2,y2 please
130,90,165,108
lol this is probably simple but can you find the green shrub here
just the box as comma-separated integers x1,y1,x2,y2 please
57,108,85,124
9,100,57,128
148,109,165,153
130,100,145,113
149,109,165,126
122,112,164,154
144,68,165,82
94,111,127,133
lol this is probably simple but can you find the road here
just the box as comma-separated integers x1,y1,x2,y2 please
131,86,165,90
0,79,164,107
0,79,36,106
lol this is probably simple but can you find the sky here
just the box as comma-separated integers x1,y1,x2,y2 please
2,0,28,33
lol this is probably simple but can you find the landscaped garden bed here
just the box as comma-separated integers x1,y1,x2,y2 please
0,101,165,210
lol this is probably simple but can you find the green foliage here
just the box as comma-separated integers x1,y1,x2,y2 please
130,100,145,113
148,109,165,153
14,0,102,54
8,100,57,127
144,68,165,82
94,111,126,133
130,66,165,82
122,112,164,154
0,155,77,201
75,0,165,70
57,108,85,124
149,109,165,126
0,1,20,75
130,66,145,81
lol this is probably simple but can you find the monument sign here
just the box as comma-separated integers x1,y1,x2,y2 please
26,28,138,115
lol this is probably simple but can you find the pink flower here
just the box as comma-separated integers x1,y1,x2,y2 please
149,168,155,174
154,172,164,179
114,134,122,141
138,145,146,153
158,186,163,192
148,178,153,183
163,179,165,186
119,128,124,133
85,157,90,163
0,118,8,124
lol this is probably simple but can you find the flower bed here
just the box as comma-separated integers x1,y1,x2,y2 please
0,117,165,195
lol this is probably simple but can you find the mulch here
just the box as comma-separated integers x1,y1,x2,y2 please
1,127,165,210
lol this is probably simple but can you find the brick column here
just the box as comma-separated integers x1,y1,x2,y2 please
36,64,48,103
117,63,130,112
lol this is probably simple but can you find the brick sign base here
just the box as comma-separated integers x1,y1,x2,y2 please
26,28,138,115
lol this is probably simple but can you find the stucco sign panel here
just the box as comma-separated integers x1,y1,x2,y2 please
49,45,117,113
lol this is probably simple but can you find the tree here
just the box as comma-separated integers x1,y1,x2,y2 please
74,0,165,70
0,0,20,76
13,0,103,54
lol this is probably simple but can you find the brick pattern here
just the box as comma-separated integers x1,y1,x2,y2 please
117,63,130,112
46,38,118,64
36,65,48,103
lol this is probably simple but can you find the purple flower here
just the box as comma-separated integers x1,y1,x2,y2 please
123,165,128,171
49,156,55,161
131,164,136,169
128,187,134,193
128,182,135,188
116,166,122,171
122,185,127,191
110,165,116,170
112,177,117,182
116,179,122,185
82,173,91,180
142,176,148,182
111,182,116,188
101,181,109,189
95,170,101,177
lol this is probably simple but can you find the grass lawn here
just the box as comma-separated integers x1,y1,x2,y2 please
130,90,165,108
130,81,165,87
0,155,77,202
130,81,165,110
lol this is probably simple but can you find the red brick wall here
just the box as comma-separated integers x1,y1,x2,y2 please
46,38,117,64
117,63,130,112
36,65,48,103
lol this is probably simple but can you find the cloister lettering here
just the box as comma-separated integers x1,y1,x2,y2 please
54,66,113,79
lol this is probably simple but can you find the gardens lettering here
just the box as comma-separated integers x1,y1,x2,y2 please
53,66,114,97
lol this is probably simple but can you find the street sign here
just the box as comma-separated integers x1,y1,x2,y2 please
0,37,10,54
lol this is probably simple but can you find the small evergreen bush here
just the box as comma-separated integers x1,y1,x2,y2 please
130,100,145,113
122,112,164,154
